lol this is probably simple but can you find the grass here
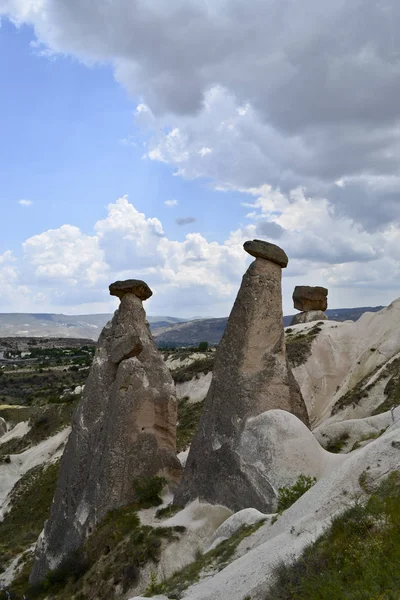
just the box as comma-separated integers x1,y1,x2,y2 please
286,325,322,368
176,397,204,452
265,472,400,600
146,520,266,598
0,402,76,460
172,356,215,383
277,475,317,512
351,428,387,451
6,476,187,600
0,461,60,572
324,432,350,453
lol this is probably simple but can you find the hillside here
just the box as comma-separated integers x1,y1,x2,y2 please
0,301,399,600
0,314,185,340
0,307,382,346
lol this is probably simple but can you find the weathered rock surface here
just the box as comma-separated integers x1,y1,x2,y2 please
0,417,6,438
109,279,153,301
174,247,309,512
243,239,288,267
293,286,328,312
291,310,328,325
30,287,181,585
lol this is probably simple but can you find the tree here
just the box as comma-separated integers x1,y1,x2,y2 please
198,341,209,352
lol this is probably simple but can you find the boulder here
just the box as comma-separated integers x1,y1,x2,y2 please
243,239,288,267
109,278,153,301
291,310,327,326
30,285,181,585
174,244,309,512
293,286,328,312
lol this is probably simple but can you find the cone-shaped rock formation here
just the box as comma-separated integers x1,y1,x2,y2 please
30,281,181,585
174,240,309,513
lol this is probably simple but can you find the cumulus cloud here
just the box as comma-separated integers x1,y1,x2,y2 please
0,194,397,315
3,0,400,231
18,199,33,207
176,217,196,226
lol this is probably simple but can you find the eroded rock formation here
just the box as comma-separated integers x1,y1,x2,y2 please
291,286,328,325
174,240,309,512
30,280,181,585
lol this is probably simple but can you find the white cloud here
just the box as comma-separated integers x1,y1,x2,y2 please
0,194,398,316
18,199,33,207
164,199,178,207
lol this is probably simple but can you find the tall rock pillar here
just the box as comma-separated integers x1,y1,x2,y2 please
30,279,181,585
174,240,309,512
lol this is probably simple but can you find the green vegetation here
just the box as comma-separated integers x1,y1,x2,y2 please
0,462,60,572
147,520,265,598
176,396,204,452
351,428,387,451
134,476,166,507
197,341,209,352
286,325,322,368
277,475,317,512
155,504,182,520
372,358,400,415
5,477,186,600
0,366,89,407
172,356,215,383
265,472,400,600
325,432,350,453
0,403,76,460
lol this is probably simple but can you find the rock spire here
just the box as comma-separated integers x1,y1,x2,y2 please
30,280,181,585
174,240,309,513
291,286,328,325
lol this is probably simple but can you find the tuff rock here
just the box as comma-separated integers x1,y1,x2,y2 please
243,239,288,267
293,286,328,312
0,417,6,438
291,310,328,325
30,284,181,585
174,245,309,513
109,279,153,301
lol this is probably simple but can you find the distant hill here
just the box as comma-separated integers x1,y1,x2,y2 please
155,306,385,347
0,313,185,340
0,306,385,346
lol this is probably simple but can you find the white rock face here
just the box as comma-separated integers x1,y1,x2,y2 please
0,421,31,445
175,371,212,403
206,508,269,551
314,407,400,452
0,417,7,438
175,419,400,600
237,410,345,496
0,428,70,519
291,299,400,425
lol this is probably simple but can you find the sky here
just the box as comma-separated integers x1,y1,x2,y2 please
1,0,400,319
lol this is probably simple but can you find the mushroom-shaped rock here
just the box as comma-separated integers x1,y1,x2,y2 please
174,245,309,513
293,286,328,312
109,279,153,301
30,291,181,585
243,239,288,268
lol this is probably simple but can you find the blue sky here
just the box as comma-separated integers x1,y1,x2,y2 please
1,2,400,318
0,19,247,253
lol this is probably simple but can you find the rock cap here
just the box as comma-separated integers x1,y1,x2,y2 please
293,286,328,312
243,239,288,268
109,279,153,301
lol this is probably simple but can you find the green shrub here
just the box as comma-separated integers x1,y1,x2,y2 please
266,472,400,600
325,432,350,453
134,476,167,507
277,475,317,512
